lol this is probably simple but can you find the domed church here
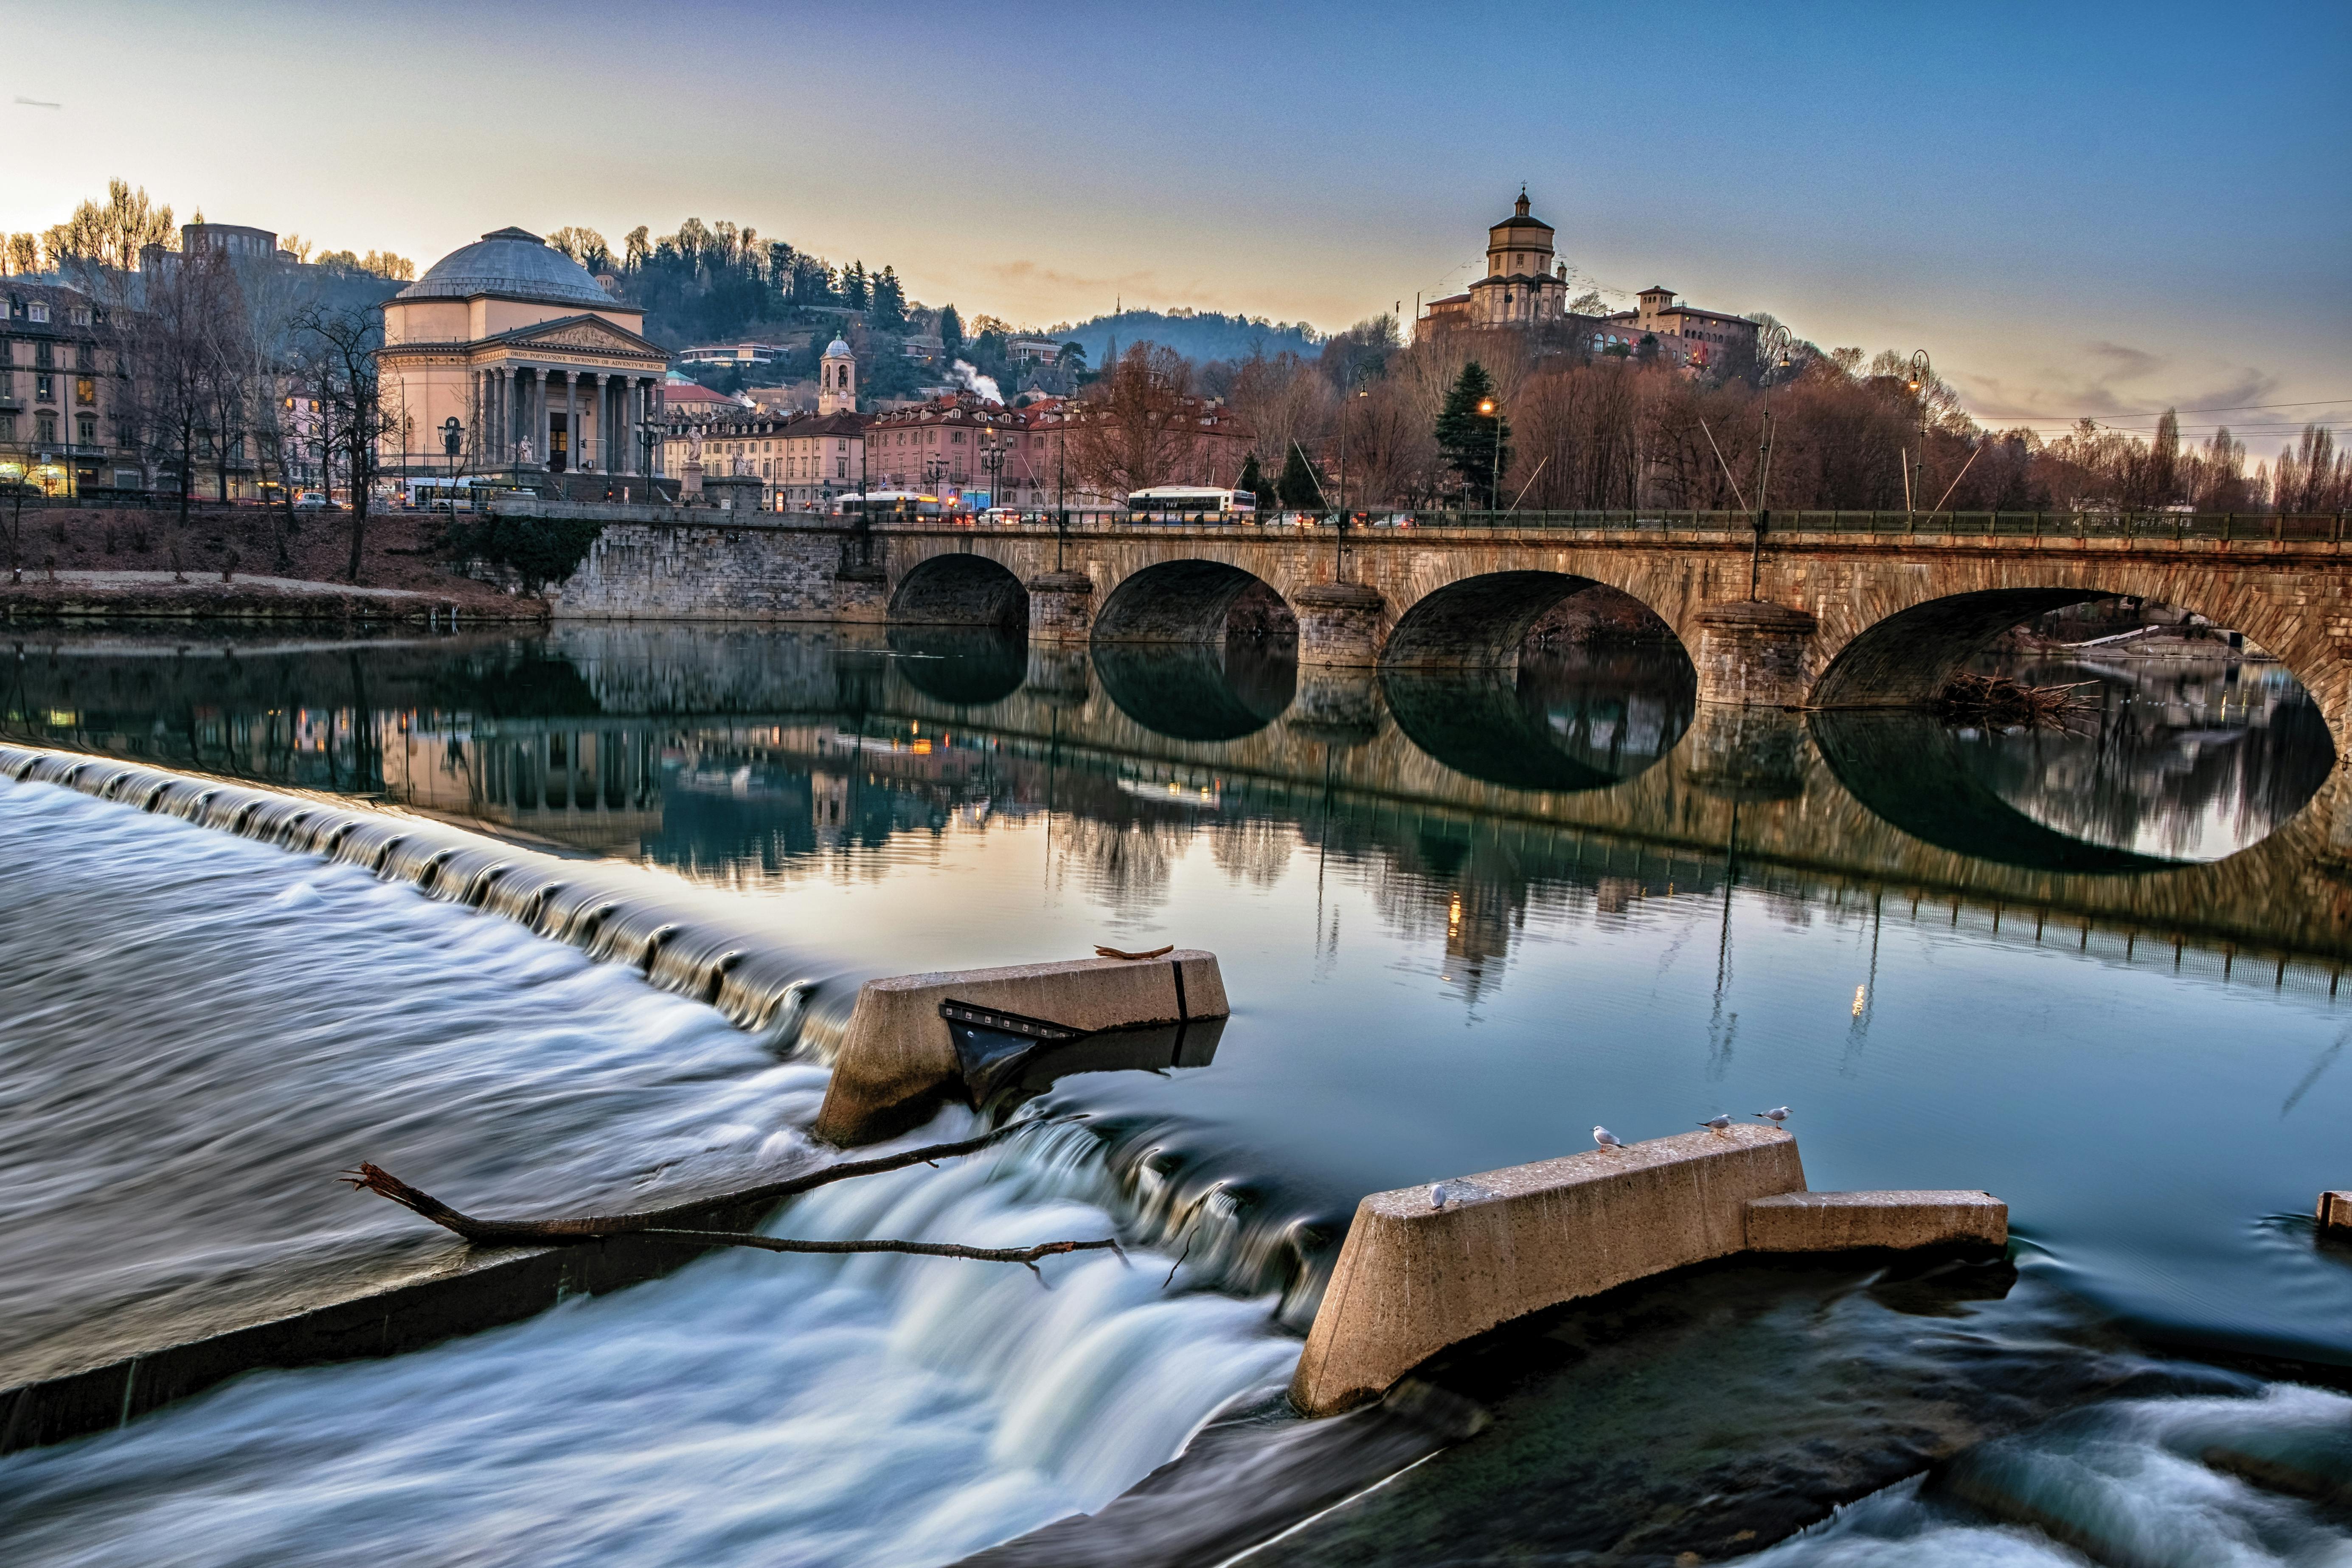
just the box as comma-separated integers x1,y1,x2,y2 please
1422,188,1571,330
378,227,670,480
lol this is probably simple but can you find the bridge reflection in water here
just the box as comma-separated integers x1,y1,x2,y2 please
4,623,2344,998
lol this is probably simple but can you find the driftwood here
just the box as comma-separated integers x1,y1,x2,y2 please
341,1127,1126,1280
1094,943,1175,961
1934,672,2095,730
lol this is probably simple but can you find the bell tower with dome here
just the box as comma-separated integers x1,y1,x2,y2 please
377,226,672,484
818,337,857,415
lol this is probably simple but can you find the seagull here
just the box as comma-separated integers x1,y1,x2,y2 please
1430,1182,1450,1210
1753,1106,1791,1130
1698,1113,1735,1136
1593,1126,1628,1151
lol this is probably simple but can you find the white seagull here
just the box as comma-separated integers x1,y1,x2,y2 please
1753,1106,1792,1130
1698,1113,1735,1136
1430,1182,1450,1210
1593,1125,1629,1151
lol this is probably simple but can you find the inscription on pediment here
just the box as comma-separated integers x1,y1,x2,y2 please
531,323,646,351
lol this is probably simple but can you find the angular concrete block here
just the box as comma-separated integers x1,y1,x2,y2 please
1290,1126,1804,1417
2320,1191,2352,1235
1744,1190,2006,1252
812,952,1227,1145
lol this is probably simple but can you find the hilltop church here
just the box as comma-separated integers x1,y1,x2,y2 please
1420,189,1760,370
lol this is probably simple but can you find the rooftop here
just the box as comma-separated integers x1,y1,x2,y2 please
395,227,618,309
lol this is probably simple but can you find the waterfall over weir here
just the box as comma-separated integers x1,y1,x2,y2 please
0,742,854,1051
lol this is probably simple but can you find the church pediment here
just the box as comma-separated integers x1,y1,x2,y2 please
496,313,665,359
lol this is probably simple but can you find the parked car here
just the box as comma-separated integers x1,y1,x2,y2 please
291,492,338,513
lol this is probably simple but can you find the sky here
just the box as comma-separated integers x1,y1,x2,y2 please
7,0,2347,450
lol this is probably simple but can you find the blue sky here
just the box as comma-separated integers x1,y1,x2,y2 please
8,1,2346,445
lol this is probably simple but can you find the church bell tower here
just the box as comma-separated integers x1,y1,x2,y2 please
819,337,857,415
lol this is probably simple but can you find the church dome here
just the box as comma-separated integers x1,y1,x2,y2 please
395,227,614,308
824,337,853,357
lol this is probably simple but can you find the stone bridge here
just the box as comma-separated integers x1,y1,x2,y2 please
541,510,2352,750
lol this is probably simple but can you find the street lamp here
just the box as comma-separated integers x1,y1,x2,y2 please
1477,396,1502,513
1905,351,1932,513
981,434,1010,517
1335,362,1371,577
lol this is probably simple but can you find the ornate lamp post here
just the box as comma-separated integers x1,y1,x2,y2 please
1905,351,1932,514
1477,396,1502,514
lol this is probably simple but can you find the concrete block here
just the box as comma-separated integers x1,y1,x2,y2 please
1744,1190,2007,1252
812,952,1228,1145
2320,1191,2352,1235
1289,1126,1804,1417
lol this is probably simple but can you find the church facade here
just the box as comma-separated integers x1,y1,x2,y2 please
377,227,671,479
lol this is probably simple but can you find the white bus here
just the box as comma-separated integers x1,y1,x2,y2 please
1125,486,1256,522
829,491,948,519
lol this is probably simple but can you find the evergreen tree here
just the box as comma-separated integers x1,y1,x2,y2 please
1238,452,1272,513
869,265,906,331
1434,361,1511,507
939,304,963,360
1276,443,1324,509
841,261,869,310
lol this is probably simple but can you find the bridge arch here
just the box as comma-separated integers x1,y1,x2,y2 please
1382,570,1682,669
1093,642,1297,742
1093,559,1295,644
1808,576,2347,759
888,554,1028,630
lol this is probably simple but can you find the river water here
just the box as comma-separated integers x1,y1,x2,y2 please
1,624,2346,1565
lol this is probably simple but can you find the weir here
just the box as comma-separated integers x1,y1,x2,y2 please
0,742,1236,1453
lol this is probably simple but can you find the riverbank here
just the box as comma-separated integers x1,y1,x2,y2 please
0,508,545,622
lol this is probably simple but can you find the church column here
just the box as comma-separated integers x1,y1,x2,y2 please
538,371,554,469
562,373,579,475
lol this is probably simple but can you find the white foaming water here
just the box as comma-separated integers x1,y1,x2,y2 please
0,777,818,1361
1745,1385,2352,1567
0,774,1299,1565
0,1114,1301,1568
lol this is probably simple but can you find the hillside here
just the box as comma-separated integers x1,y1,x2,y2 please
1052,308,1321,367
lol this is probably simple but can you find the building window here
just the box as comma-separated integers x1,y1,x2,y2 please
0,412,12,442
75,343,92,371
36,374,54,403
37,412,56,444
27,303,48,324
34,341,52,368
76,377,95,406
76,414,96,445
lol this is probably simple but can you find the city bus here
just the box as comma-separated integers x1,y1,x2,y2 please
829,491,948,520
1125,486,1256,522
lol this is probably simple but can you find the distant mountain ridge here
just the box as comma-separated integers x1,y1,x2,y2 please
1051,308,1322,366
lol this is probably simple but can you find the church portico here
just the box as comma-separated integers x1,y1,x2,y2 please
379,228,669,479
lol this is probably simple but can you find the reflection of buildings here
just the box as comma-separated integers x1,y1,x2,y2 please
1960,659,2332,861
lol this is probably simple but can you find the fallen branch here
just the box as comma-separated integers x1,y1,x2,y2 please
341,1149,1124,1279
341,1126,1021,1242
1095,942,1175,961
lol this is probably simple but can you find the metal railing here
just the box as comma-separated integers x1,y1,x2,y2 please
868,507,2350,545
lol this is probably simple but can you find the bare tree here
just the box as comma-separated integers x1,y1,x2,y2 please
289,300,395,583
1067,343,1198,497
117,245,242,580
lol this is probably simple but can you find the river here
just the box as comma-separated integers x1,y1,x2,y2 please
1,624,2346,1566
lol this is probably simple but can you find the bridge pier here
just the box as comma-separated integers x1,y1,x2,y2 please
1693,600,1817,706
1023,645,1093,705
1685,704,1807,799
1025,571,1094,643
1293,582,1387,668
1286,668,1385,745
